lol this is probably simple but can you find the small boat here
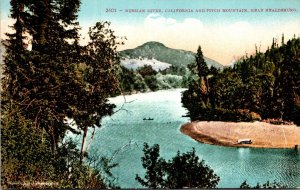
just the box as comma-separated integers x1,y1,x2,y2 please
143,117,154,120
237,139,252,144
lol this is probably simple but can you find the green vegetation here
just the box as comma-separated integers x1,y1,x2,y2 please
136,143,220,188
240,180,285,189
117,65,186,94
2,111,109,188
1,0,121,188
136,144,285,189
116,41,223,94
120,41,223,69
182,36,300,125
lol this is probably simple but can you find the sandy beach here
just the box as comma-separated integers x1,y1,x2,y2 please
180,121,300,148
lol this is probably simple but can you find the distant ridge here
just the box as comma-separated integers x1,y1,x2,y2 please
119,41,223,69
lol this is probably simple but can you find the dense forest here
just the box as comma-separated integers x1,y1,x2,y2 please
117,64,190,94
182,36,300,125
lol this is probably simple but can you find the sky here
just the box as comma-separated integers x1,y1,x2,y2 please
1,0,300,65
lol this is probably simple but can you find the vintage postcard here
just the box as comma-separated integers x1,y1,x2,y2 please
1,0,300,189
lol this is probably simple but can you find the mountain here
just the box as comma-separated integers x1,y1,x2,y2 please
119,41,223,70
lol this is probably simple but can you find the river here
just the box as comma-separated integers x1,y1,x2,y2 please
82,89,300,188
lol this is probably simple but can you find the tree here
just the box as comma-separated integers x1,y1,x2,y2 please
137,65,157,77
144,75,159,91
182,45,214,118
196,46,209,78
182,37,300,124
195,46,210,106
1,106,108,189
135,144,166,188
136,143,220,189
117,66,136,93
2,0,82,153
2,0,122,188
77,21,121,162
240,180,285,189
2,0,122,159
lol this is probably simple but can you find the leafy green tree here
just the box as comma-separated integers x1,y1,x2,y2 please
166,148,220,188
137,65,157,77
136,143,220,189
117,66,136,93
133,73,148,92
135,144,166,188
77,21,121,162
144,75,159,91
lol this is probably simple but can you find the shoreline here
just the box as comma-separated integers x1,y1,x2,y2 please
180,121,300,149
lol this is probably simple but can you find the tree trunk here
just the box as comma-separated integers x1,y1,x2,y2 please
80,126,88,164
205,76,209,93
86,127,96,154
50,130,56,154
15,3,24,49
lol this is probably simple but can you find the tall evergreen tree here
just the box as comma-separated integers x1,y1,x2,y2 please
196,46,209,78
196,46,210,106
2,0,121,157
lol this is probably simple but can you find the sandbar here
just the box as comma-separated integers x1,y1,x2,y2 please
180,121,300,148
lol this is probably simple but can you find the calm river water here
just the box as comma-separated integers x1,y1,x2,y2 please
83,89,300,188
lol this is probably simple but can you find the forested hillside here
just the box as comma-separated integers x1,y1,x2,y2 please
120,41,223,69
117,42,223,94
182,36,300,125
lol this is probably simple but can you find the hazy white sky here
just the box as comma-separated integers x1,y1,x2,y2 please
1,0,300,65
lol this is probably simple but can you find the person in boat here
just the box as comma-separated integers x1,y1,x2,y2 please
143,117,154,120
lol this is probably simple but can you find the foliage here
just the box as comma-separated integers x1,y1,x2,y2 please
1,108,54,187
240,180,285,189
1,108,108,189
77,21,121,161
182,37,300,124
196,46,209,77
117,65,184,94
144,75,160,91
160,65,188,76
2,0,122,157
188,108,261,122
1,0,121,188
137,65,157,77
136,143,220,189
117,41,224,94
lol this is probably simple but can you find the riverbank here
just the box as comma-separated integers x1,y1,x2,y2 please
181,121,300,148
